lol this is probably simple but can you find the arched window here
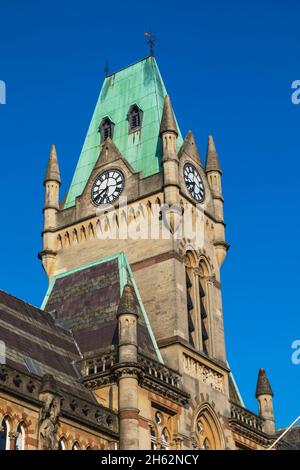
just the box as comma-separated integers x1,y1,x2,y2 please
58,437,66,450
99,117,114,143
14,422,25,450
184,252,212,355
127,104,143,133
0,417,10,450
72,441,80,451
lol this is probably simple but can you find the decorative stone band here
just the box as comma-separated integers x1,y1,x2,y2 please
119,408,140,420
112,363,144,381
0,364,118,436
182,353,224,393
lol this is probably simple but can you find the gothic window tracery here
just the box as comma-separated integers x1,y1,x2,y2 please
150,407,175,450
185,252,212,355
194,407,223,450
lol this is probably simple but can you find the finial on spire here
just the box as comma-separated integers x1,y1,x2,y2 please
255,368,274,398
160,94,178,136
104,59,110,78
117,284,139,317
178,130,203,166
44,144,61,185
205,135,222,173
144,32,156,57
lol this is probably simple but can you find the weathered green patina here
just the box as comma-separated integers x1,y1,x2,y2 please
64,56,182,208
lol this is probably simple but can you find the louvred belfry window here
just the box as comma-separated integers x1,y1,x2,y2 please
99,117,114,143
186,271,195,347
200,280,209,355
127,104,143,133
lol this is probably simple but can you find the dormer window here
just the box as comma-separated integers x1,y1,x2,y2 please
127,104,143,133
99,117,114,143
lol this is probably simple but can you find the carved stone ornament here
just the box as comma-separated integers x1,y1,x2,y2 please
39,374,62,450
183,354,224,393
113,364,144,381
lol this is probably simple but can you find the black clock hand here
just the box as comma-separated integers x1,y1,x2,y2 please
96,187,107,198
96,187,109,203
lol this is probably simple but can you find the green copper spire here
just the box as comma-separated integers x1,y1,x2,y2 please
64,56,183,208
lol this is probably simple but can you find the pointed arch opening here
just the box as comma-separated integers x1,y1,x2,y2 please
14,422,25,450
99,117,114,143
194,404,224,450
0,416,10,450
72,440,80,451
58,436,66,450
185,251,197,348
184,252,213,355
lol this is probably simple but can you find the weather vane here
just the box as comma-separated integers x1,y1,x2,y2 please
104,59,109,78
144,32,156,57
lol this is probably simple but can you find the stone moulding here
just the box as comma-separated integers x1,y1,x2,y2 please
81,352,190,406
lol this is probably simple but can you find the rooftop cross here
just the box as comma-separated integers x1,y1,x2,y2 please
144,32,156,57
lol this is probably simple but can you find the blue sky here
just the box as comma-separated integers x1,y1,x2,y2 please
0,0,299,428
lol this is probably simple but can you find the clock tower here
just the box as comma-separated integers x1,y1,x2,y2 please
39,55,255,450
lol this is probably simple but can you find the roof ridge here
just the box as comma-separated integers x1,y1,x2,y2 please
106,55,152,78
0,288,41,311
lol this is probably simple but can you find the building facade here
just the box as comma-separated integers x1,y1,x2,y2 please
0,55,295,450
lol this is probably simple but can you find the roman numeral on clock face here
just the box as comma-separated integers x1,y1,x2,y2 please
183,163,205,203
91,169,125,206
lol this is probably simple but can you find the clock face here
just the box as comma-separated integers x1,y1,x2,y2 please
91,169,125,205
183,163,205,202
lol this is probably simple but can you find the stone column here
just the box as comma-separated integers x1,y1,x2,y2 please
115,284,142,450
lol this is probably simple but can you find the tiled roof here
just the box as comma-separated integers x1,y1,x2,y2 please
43,254,160,361
0,290,92,402
0,254,162,405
